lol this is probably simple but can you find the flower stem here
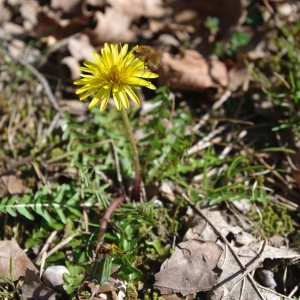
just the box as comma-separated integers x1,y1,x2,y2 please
121,107,141,201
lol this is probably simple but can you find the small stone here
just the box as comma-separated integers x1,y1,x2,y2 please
42,265,69,292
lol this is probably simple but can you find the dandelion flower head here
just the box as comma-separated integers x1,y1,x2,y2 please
74,43,159,111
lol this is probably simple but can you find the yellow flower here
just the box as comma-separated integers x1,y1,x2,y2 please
74,43,159,111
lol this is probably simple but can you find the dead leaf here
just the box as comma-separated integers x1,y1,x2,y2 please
184,208,300,300
67,36,96,61
237,240,300,260
84,9,135,45
160,294,188,300
227,65,250,92
159,50,228,92
19,0,39,31
22,269,56,300
107,0,164,19
154,240,223,296
159,180,176,202
78,279,122,300
32,9,90,41
0,174,27,196
1,22,25,42
276,2,300,22
171,0,243,39
0,240,38,283
0,1,11,24
60,56,81,82
61,36,96,81
207,244,281,300
50,0,82,16
33,9,62,38
269,235,287,248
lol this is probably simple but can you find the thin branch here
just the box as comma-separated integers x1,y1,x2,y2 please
229,235,268,296
96,195,125,251
45,233,79,260
36,230,58,268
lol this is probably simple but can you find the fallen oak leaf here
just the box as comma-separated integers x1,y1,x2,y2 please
0,174,27,197
50,0,82,17
159,49,228,92
0,240,37,283
84,9,135,45
22,269,56,300
154,240,223,296
107,0,164,19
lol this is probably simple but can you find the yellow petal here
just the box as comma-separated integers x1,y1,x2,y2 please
124,86,140,105
135,71,159,78
100,89,111,111
119,87,130,109
112,90,122,110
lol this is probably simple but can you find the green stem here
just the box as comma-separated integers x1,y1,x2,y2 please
121,107,141,201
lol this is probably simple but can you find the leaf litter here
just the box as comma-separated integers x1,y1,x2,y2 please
154,240,223,296
0,0,300,299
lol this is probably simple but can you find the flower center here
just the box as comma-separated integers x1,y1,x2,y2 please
110,65,121,84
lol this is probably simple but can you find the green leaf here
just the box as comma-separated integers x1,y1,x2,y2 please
55,207,67,224
6,195,18,217
34,197,53,223
0,197,9,213
90,257,113,284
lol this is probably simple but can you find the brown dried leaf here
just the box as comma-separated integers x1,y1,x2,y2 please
0,174,27,197
1,22,25,41
67,36,96,61
78,280,121,300
171,0,243,39
154,240,223,296
84,9,135,45
60,56,81,82
185,208,300,300
159,50,228,92
0,240,38,283
33,9,89,41
227,65,250,92
19,0,39,31
207,242,280,300
0,1,11,24
61,35,96,80
237,240,300,260
50,0,82,16
107,0,164,19
160,294,186,300
33,9,62,38
22,269,56,300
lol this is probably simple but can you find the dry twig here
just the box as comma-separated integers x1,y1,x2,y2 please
96,195,125,251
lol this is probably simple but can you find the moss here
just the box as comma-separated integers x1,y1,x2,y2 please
251,202,294,237
143,289,164,300
126,283,138,300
